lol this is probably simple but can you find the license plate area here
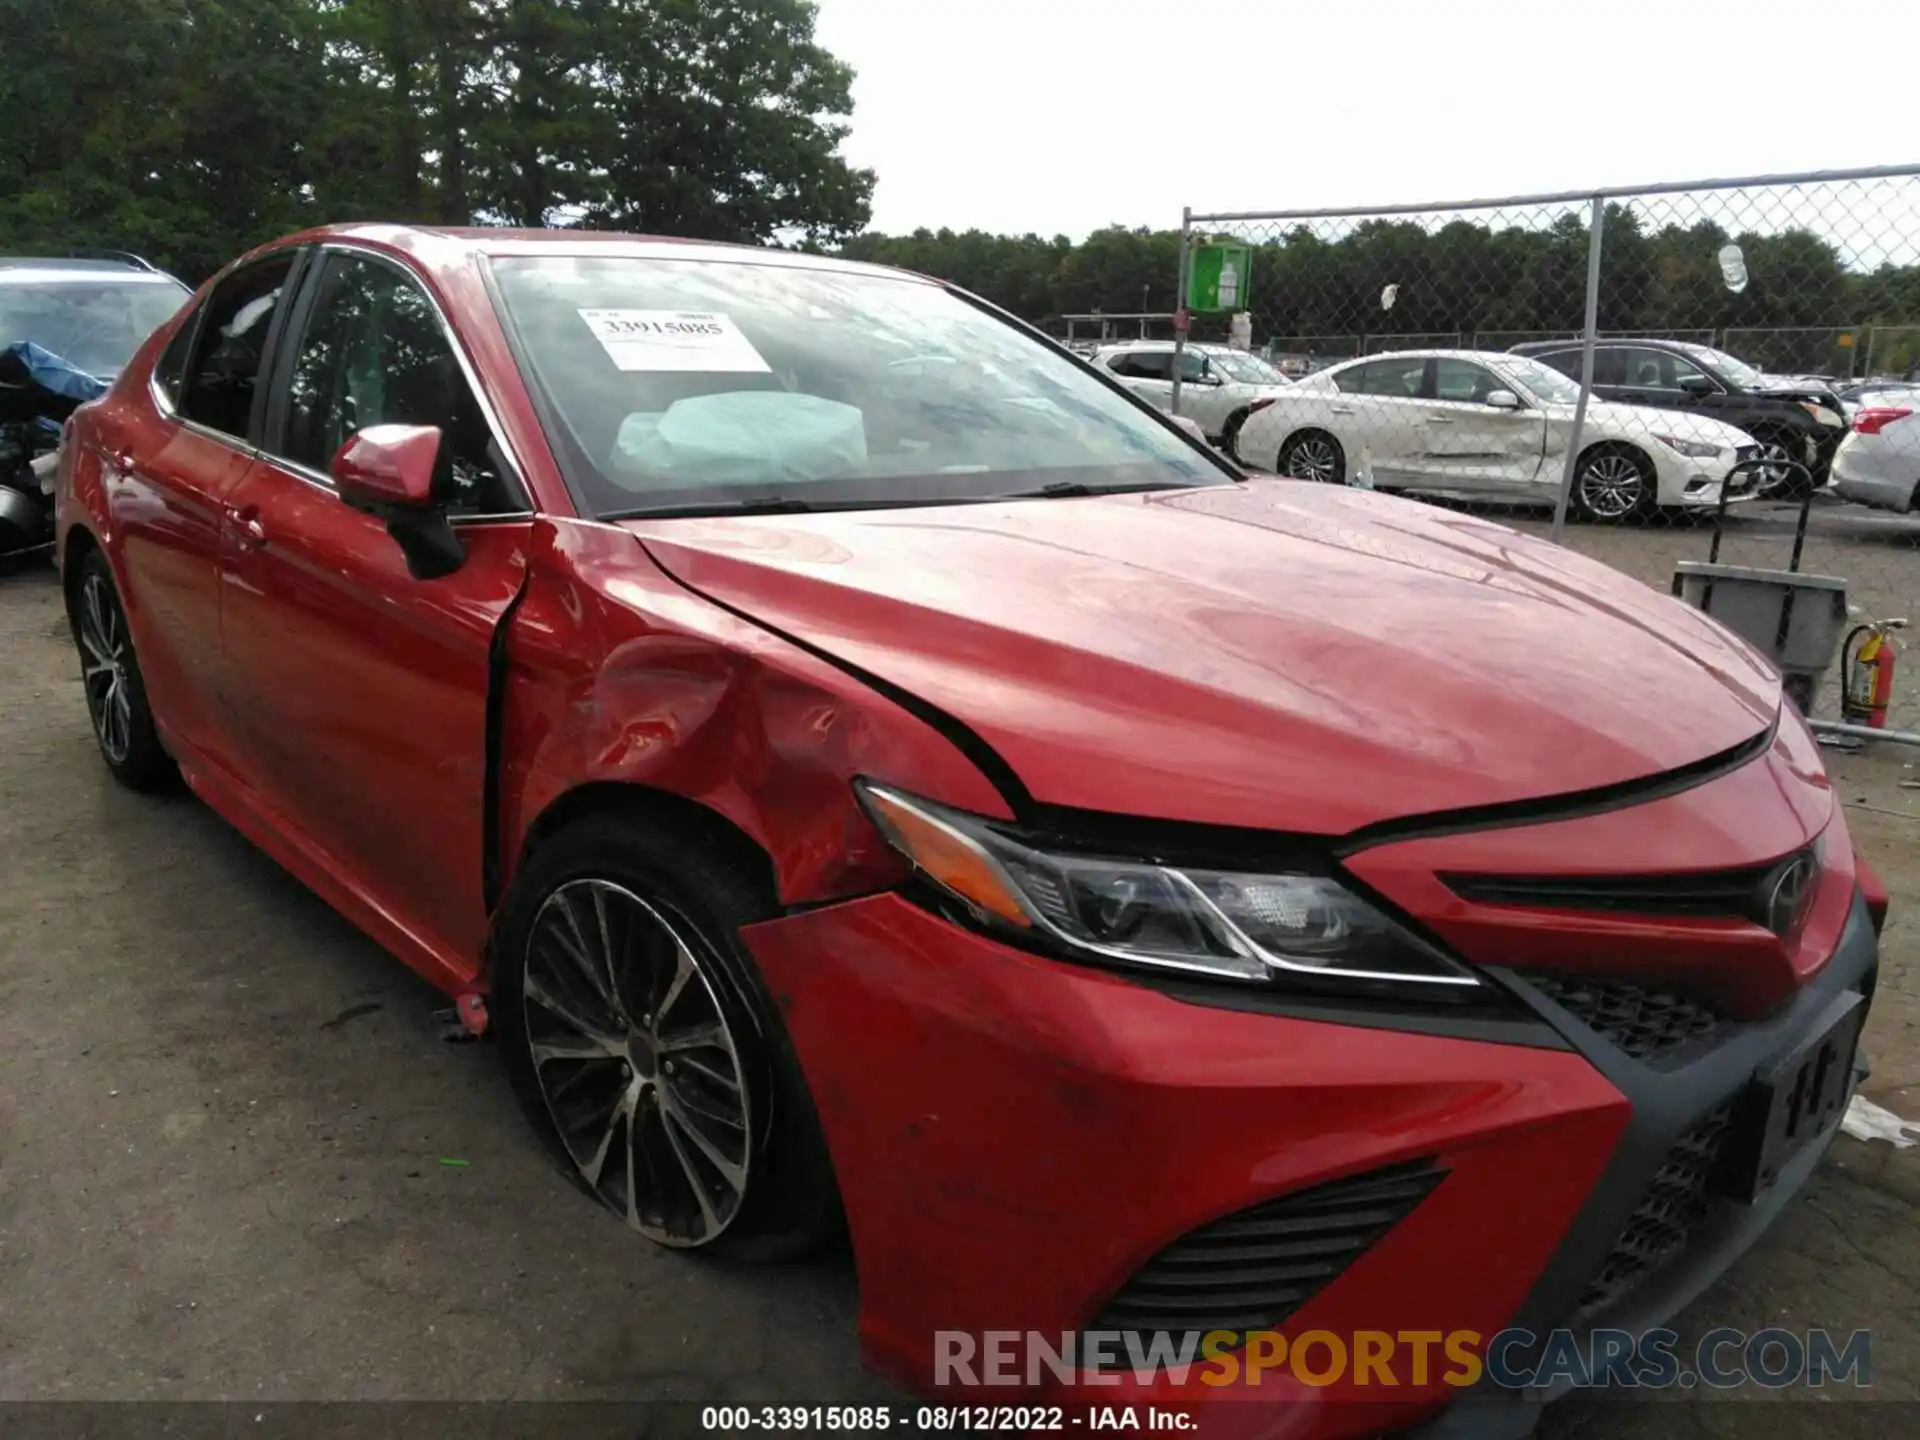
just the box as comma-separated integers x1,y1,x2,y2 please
1713,991,1864,1204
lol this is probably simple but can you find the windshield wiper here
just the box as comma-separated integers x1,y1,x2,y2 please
601,496,822,520
996,480,1194,500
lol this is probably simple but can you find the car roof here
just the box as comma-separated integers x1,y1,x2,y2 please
254,223,941,289
1092,340,1238,353
1510,336,1692,354
1322,348,1533,365
0,257,187,289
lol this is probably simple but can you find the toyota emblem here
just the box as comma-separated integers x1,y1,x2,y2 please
1764,852,1818,937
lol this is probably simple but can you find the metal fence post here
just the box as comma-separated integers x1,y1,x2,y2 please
1171,207,1192,417
1549,195,1606,544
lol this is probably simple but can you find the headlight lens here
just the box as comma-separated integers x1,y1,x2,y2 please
858,783,1479,989
1656,433,1723,459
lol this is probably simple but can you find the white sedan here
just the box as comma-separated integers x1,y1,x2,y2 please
1831,387,1920,511
1234,349,1763,521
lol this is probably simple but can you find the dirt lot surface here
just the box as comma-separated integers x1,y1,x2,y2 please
4,500,1920,1437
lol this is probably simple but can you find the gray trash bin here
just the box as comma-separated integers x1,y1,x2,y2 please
1671,561,1848,711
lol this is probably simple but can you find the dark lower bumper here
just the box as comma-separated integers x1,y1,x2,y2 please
1412,893,1880,1438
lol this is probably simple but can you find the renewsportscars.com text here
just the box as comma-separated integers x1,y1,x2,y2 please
935,1327,1871,1390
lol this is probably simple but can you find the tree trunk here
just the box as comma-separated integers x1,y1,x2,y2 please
387,0,422,219
432,4,467,225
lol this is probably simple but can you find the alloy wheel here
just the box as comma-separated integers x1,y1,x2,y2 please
1752,439,1797,497
1285,436,1341,483
523,879,752,1247
77,572,134,764
1578,453,1645,520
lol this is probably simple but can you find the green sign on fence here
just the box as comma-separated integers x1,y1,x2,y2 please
1187,242,1252,313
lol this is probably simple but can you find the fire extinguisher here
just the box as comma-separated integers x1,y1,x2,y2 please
1842,617,1907,727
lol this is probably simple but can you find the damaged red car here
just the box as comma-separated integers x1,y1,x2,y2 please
57,226,1881,1438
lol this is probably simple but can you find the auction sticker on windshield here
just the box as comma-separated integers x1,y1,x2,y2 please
578,309,771,373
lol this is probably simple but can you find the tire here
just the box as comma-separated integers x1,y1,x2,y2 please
1277,429,1346,484
492,812,841,1261
1570,443,1655,524
67,549,174,790
1220,408,1250,460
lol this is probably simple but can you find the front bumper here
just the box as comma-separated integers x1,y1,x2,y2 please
742,885,1877,1438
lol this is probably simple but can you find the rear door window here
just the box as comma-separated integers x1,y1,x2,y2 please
1335,356,1429,397
1533,346,1624,387
1110,351,1171,381
175,254,300,443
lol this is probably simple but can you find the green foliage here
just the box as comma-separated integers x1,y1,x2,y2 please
0,0,871,281
836,213,1920,373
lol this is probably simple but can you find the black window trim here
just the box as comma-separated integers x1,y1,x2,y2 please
253,240,534,521
148,247,312,457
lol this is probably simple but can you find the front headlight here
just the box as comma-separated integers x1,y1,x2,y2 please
857,783,1480,990
1800,402,1844,429
1656,433,1723,459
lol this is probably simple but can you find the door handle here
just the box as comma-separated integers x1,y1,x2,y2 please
1330,405,1355,415
230,504,267,547
1427,416,1454,425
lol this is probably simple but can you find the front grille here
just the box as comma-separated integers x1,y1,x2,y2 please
1089,1160,1443,1339
1574,1103,1736,1318
1445,864,1773,918
1518,971,1722,1063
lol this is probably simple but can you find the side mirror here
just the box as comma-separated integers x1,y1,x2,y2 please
332,424,442,511
1485,389,1521,410
330,424,464,580
1678,375,1717,397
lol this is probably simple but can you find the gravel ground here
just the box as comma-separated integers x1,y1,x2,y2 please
3,507,1919,1436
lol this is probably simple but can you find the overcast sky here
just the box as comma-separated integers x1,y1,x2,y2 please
812,0,1918,238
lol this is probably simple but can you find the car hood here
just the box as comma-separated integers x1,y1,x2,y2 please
1579,401,1757,450
1751,376,1844,407
626,481,1779,835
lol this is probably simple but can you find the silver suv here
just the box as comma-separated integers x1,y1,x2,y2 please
0,253,192,380
1089,341,1291,454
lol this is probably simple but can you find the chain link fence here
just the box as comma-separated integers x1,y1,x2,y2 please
1167,165,1920,735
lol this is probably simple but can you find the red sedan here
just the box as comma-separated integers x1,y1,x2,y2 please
56,226,1879,1436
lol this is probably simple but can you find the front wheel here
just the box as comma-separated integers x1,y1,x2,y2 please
1277,430,1346,485
492,814,840,1259
1570,444,1654,523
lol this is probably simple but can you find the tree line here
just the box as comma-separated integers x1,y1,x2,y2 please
1,0,872,281
4,2,1917,373
840,208,1920,371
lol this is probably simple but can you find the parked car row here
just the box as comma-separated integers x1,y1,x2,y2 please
1093,328,1920,523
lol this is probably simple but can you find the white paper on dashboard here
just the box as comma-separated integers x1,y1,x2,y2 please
577,310,772,373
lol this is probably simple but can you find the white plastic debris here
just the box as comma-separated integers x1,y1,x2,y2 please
1842,1094,1920,1147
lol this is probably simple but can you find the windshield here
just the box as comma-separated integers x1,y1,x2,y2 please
0,278,189,377
1494,354,1582,405
1208,350,1288,385
489,255,1222,517
1676,342,1764,388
